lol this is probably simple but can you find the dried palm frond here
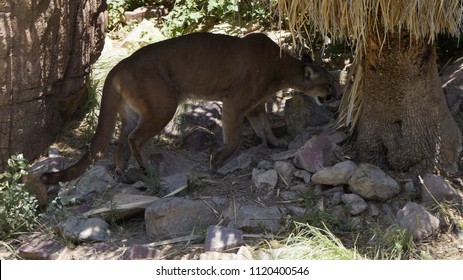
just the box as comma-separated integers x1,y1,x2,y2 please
278,0,463,131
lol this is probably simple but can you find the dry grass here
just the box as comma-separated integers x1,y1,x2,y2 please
278,0,463,131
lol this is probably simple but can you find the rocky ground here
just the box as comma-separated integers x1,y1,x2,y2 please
4,87,463,260
2,16,463,260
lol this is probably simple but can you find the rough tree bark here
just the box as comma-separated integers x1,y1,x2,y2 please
356,31,462,175
0,0,106,169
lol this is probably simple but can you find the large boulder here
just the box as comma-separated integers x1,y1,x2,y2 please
0,0,106,168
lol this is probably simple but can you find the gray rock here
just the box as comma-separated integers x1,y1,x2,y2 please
285,205,307,218
217,153,252,175
204,225,244,252
145,197,221,239
348,163,400,201
403,180,417,193
293,132,344,173
270,150,296,161
312,160,357,186
331,192,344,206
342,193,368,215
149,152,200,177
381,203,397,224
294,170,311,184
421,173,463,203
58,216,110,242
291,184,310,194
58,165,115,205
252,168,278,191
279,191,299,201
120,168,150,185
159,173,188,196
274,161,295,184
368,202,381,217
322,186,344,206
227,205,282,233
396,202,440,240
257,160,273,170
17,234,64,260
96,193,159,221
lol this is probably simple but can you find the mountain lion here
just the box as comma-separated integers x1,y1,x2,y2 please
41,32,335,185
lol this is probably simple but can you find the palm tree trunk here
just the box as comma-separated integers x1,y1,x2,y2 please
356,31,461,175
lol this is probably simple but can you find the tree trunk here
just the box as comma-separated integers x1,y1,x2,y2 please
356,31,462,175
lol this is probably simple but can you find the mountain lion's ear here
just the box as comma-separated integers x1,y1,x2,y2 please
304,65,318,80
301,51,314,63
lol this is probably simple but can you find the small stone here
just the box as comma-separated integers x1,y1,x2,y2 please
348,163,400,201
396,202,440,240
279,191,298,201
293,132,343,173
145,197,222,239
58,216,110,242
132,181,147,190
403,180,416,193
286,205,307,217
217,153,252,175
342,193,368,215
270,150,296,161
159,173,188,196
227,205,282,233
312,160,357,186
252,168,278,191
149,152,200,177
291,184,309,194
368,202,381,217
17,234,63,260
294,170,311,184
58,165,115,205
257,160,273,170
322,186,344,206
421,173,463,203
274,161,295,184
331,192,344,206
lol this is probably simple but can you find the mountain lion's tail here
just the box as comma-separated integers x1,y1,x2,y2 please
40,71,122,185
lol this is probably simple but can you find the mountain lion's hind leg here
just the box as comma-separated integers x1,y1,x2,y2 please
125,85,178,171
114,104,139,173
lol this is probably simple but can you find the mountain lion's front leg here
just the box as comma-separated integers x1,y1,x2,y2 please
211,99,245,171
246,103,288,148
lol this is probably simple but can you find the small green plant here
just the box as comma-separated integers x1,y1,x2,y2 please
162,0,275,37
366,224,415,260
0,154,38,240
107,0,151,30
187,171,208,189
